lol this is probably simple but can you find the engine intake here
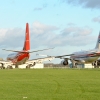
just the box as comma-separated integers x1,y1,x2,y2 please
61,60,68,65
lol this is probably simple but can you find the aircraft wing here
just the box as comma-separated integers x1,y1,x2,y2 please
2,49,21,52
55,54,74,58
0,60,13,65
2,47,54,53
26,56,55,64
37,53,74,58
29,48,54,53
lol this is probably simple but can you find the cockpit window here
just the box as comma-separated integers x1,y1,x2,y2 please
7,53,18,58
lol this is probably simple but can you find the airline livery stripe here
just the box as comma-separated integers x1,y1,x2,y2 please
72,53,100,59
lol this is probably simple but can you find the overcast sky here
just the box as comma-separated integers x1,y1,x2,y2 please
0,0,100,63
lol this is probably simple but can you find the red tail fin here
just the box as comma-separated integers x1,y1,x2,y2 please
23,23,30,51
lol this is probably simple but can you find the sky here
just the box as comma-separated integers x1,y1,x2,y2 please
0,0,100,64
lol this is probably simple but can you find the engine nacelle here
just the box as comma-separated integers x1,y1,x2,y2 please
61,60,68,65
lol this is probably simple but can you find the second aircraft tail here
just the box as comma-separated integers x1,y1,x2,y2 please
95,32,100,51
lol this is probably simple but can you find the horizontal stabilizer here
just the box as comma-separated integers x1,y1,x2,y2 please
29,47,54,53
2,47,54,53
2,49,21,52
2,49,25,52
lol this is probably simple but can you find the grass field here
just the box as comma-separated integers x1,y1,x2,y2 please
0,68,100,100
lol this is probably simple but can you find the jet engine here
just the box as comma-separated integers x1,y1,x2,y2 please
61,59,68,65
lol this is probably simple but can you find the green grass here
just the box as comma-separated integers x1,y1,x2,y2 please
0,68,100,100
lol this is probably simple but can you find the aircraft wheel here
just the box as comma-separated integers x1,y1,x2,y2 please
7,65,13,69
0,65,2,69
26,65,31,69
0,63,5,69
33,62,36,66
75,63,77,67
72,63,75,68
2,67,5,69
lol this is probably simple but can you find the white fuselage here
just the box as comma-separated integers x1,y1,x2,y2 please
70,49,100,63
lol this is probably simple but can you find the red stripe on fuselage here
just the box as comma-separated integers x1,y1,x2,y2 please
71,53,100,59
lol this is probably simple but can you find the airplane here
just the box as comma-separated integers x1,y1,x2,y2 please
56,32,100,67
0,23,54,69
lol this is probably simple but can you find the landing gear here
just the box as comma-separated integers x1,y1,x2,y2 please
93,61,99,68
72,60,77,68
33,62,36,66
15,64,18,68
26,62,36,69
0,63,5,69
26,64,32,69
7,65,13,69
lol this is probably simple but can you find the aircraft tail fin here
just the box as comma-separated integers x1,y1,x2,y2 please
23,23,30,51
95,32,100,51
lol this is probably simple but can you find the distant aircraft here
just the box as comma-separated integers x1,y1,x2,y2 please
0,23,54,69
55,32,100,67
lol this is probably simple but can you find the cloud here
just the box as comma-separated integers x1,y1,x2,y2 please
33,7,43,11
67,22,75,26
34,3,48,11
49,26,93,47
30,22,93,47
30,22,59,47
61,26,92,36
43,3,48,8
61,0,100,9
0,22,94,50
0,28,24,48
31,21,59,34
92,16,100,23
